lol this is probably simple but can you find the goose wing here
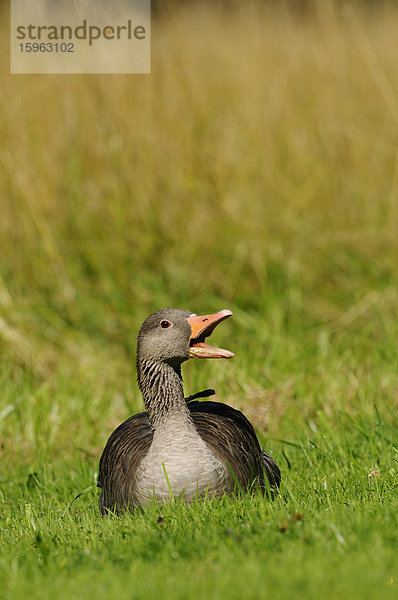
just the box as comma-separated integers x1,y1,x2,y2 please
98,411,153,514
188,400,280,491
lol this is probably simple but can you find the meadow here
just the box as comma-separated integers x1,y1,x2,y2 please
0,1,397,598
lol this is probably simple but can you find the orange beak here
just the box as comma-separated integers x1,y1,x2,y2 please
187,310,234,359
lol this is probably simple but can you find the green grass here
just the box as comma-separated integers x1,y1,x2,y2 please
1,1,398,598
1,403,397,599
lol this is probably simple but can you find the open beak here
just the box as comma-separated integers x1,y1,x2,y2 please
187,310,234,359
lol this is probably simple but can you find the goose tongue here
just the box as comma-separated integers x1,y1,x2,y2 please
187,310,234,359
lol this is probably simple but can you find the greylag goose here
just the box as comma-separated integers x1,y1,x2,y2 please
98,308,280,513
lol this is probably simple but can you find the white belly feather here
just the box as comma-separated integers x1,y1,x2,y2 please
134,417,233,504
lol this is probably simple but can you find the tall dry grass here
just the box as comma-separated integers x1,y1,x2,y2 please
0,2,398,418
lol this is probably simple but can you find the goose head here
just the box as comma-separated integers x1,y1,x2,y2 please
137,308,234,369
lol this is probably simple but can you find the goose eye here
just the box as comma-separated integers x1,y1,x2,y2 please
160,320,172,329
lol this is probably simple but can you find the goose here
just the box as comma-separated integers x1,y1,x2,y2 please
98,308,280,513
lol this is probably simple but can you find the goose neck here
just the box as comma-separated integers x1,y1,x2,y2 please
137,359,191,429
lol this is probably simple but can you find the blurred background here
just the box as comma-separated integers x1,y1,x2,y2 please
1,0,397,462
